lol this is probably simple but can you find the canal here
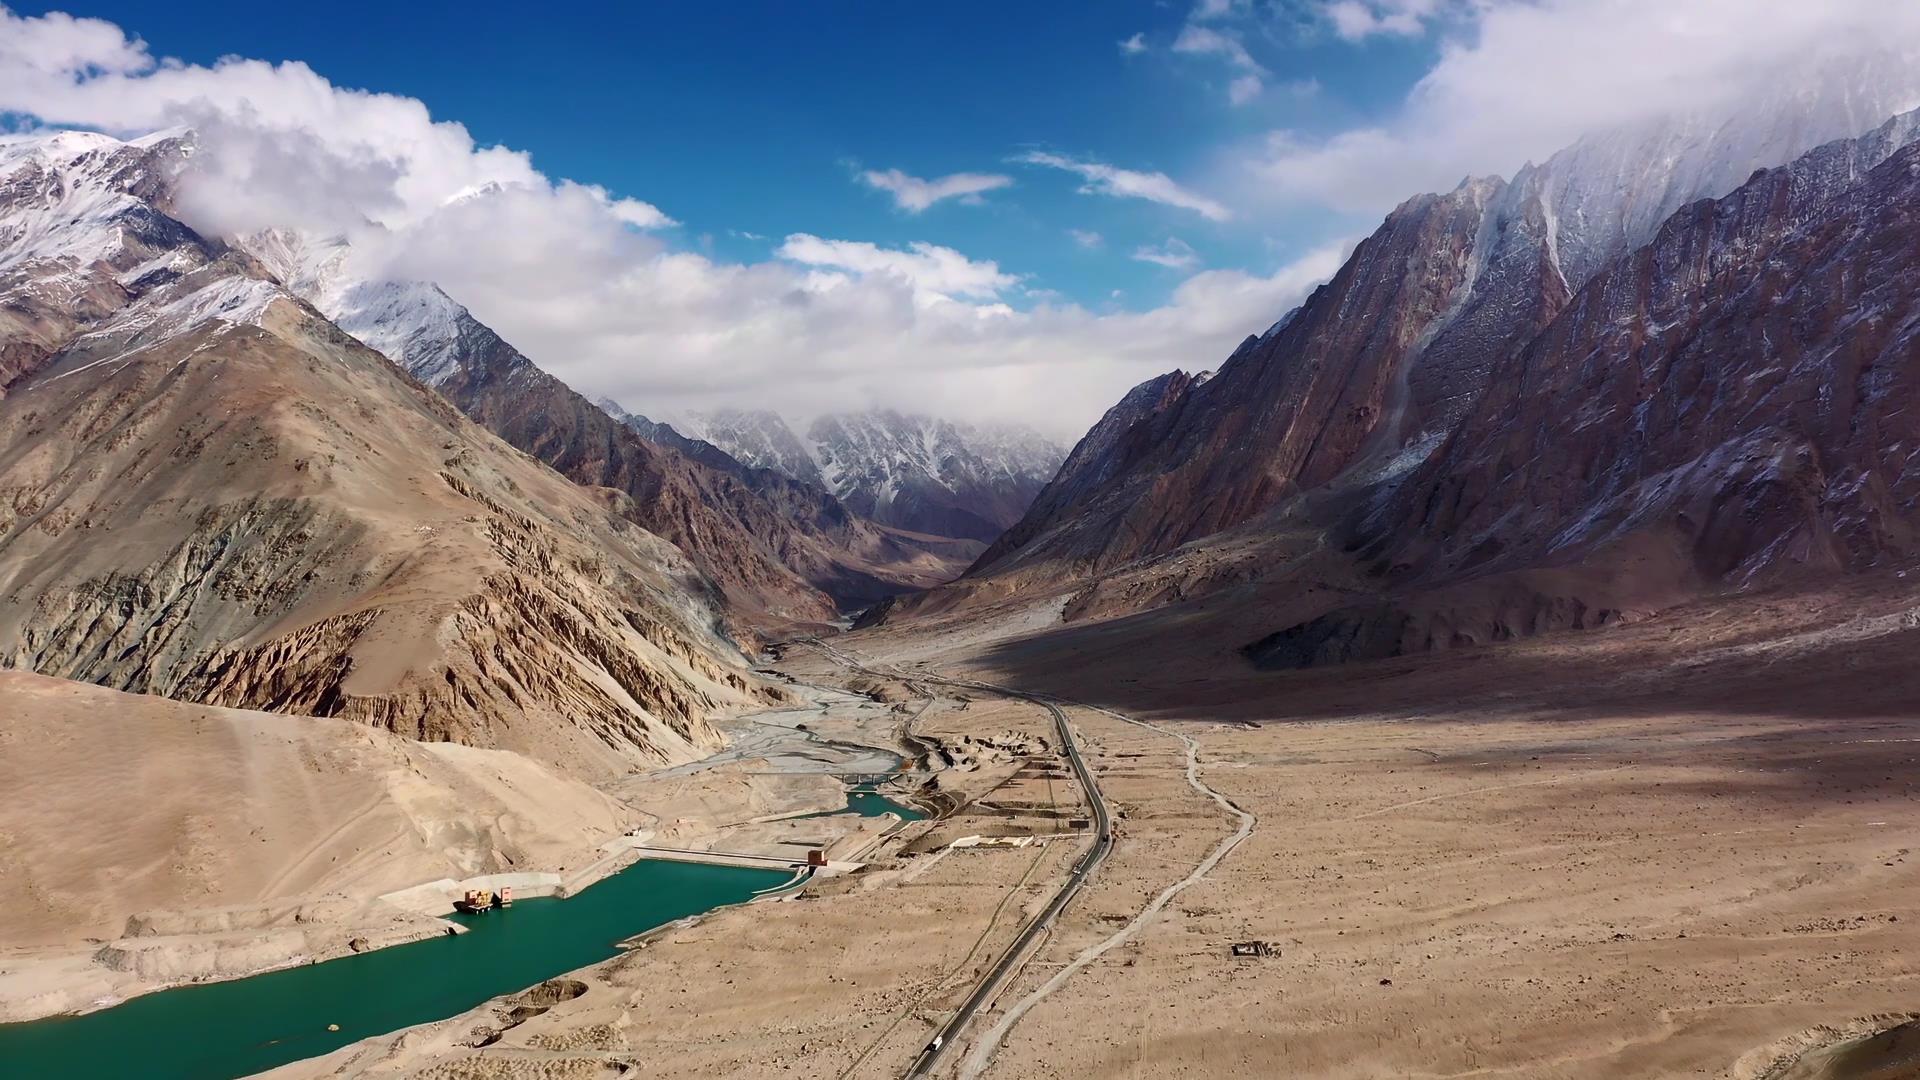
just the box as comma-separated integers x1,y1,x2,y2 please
0,859,786,1079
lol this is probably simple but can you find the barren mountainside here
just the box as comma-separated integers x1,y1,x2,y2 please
242,230,968,622
1252,108,1920,666
947,100,1920,652
0,130,774,777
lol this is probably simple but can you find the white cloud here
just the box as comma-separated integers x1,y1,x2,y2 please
0,8,146,83
1068,229,1104,249
1173,23,1267,105
0,6,1344,439
0,6,565,239
775,234,1018,303
1173,25,1262,73
1132,237,1202,270
1324,0,1444,41
1119,32,1148,55
1191,0,1246,20
1237,0,1920,215
1017,150,1231,222
605,195,676,229
857,167,1013,212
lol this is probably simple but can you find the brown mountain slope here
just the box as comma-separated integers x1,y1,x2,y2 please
0,248,773,778
0,670,638,950
1249,114,1920,667
240,227,967,627
422,313,968,625
966,179,1503,588
941,108,1920,636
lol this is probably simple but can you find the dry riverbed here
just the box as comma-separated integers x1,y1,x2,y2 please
29,578,1920,1079
268,672,1093,1079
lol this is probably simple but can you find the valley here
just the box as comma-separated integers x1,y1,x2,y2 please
4,5,1920,1078
223,577,1920,1079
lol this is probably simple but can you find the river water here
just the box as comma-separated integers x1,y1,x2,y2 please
0,859,785,1079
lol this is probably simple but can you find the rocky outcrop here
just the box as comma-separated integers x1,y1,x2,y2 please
1243,571,1646,670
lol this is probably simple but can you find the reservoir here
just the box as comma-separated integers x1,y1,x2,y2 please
0,858,786,1079
825,780,921,814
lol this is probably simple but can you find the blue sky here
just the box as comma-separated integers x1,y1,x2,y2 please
4,2,1905,435
16,1,1436,311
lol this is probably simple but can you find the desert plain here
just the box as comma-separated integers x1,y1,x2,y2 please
258,574,1920,1080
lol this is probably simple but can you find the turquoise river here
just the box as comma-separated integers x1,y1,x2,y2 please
0,785,924,1078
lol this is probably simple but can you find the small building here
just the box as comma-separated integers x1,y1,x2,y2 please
806,849,828,867
1229,941,1273,958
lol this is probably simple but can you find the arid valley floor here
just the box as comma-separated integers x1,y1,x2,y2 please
257,576,1920,1080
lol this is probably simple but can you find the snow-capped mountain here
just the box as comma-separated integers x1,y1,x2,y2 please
0,127,765,767
1409,72,1920,430
241,228,481,387
236,226,974,617
676,408,1066,543
973,85,1920,587
674,408,827,488
0,129,256,389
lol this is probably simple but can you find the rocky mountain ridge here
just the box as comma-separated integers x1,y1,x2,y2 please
960,95,1920,589
676,407,1065,543
0,128,774,776
904,98,1920,670
240,228,967,622
1252,106,1920,667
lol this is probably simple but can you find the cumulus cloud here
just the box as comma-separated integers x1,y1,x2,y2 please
1068,229,1104,249
1323,0,1447,41
1132,237,1202,270
0,5,1342,439
1016,150,1232,222
1173,25,1262,72
857,167,1012,212
1239,0,1920,214
1118,32,1147,55
1173,23,1268,104
775,234,1018,302
1228,75,1264,106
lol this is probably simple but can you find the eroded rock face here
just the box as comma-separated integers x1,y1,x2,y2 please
966,103,1920,615
970,179,1502,586
1372,116,1920,583
930,102,1920,672
0,132,775,775
1253,113,1920,666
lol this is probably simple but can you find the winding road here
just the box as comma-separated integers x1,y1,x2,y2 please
794,638,1114,1079
796,637,1256,1079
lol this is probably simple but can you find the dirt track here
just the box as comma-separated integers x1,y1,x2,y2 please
273,579,1920,1079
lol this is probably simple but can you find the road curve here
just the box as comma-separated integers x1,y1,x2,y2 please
790,638,1113,1079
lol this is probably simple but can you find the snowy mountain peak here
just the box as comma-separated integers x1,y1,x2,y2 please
680,407,1064,542
0,128,288,378
238,226,479,386
1497,65,1920,301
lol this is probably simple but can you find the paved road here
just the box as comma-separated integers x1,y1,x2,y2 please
791,639,1113,1079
